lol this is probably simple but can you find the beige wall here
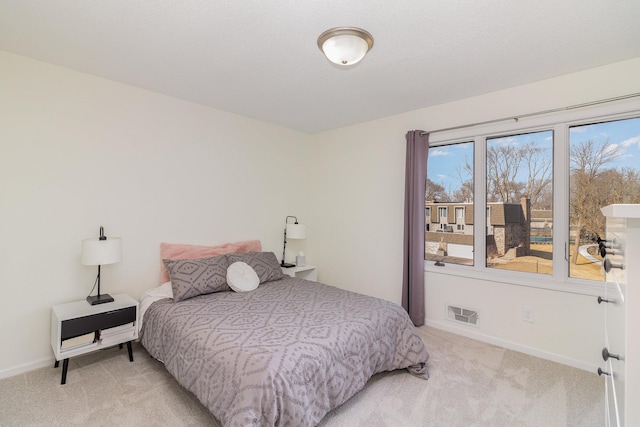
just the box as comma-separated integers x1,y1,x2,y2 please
308,58,640,370
2,48,640,376
0,51,312,376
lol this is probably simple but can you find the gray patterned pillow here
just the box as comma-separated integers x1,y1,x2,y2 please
163,255,230,302
225,251,284,284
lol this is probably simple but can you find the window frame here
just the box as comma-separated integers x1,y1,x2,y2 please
424,99,640,296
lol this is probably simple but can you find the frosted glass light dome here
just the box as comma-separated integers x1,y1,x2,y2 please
317,27,374,67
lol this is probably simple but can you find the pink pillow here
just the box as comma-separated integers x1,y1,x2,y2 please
159,240,262,283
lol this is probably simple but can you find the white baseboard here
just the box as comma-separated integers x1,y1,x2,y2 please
425,319,598,373
0,356,55,380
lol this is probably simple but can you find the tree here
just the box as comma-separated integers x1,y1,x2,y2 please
522,143,553,208
599,168,640,204
452,157,474,202
535,184,553,210
453,180,474,203
487,144,521,203
569,139,621,263
425,178,449,202
486,140,552,208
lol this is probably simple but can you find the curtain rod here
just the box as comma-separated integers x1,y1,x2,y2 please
422,92,640,135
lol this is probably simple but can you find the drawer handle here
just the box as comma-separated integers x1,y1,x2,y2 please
597,296,612,304
598,237,619,249
599,246,617,257
597,367,610,376
603,257,624,273
602,347,621,361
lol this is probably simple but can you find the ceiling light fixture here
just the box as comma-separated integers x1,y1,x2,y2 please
317,27,374,67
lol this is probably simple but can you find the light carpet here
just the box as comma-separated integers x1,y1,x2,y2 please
0,326,604,426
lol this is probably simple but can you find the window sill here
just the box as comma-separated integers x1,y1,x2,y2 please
424,261,604,297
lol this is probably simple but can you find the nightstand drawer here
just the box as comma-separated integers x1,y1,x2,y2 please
61,306,136,340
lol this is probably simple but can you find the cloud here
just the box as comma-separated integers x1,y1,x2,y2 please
489,136,521,147
570,126,589,134
604,143,619,155
430,149,450,156
621,135,640,148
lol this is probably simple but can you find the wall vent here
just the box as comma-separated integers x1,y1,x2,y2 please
446,304,479,327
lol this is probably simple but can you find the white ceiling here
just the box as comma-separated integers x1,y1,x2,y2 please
1,1,639,133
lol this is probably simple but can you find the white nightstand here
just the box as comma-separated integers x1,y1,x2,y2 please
281,265,317,281
50,293,139,384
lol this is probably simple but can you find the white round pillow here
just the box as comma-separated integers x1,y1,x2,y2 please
226,261,259,292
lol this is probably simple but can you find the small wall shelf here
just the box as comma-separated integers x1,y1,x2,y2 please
281,265,317,282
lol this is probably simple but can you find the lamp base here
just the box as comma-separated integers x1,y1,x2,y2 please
86,293,114,305
281,262,296,268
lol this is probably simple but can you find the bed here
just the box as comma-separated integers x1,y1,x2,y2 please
139,242,429,427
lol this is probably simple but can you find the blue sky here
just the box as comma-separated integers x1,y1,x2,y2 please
570,117,640,170
428,117,640,195
428,141,473,195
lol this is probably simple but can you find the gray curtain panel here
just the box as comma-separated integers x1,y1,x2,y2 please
402,130,429,326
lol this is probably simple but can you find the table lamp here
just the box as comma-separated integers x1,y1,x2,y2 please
281,216,306,268
82,226,122,305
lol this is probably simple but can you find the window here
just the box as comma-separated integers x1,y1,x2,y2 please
423,101,640,292
486,131,553,275
438,206,448,228
568,117,640,280
426,141,474,265
424,207,431,231
455,207,465,231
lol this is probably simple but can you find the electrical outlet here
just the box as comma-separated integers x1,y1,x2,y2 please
522,307,534,323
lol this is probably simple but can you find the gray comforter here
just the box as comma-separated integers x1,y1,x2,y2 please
140,277,429,426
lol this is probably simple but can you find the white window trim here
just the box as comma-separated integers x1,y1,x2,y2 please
425,98,640,296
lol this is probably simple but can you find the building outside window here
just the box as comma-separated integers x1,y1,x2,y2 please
426,141,474,264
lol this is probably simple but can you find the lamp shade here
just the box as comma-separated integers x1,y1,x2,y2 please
82,237,122,266
317,27,374,66
286,223,306,239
